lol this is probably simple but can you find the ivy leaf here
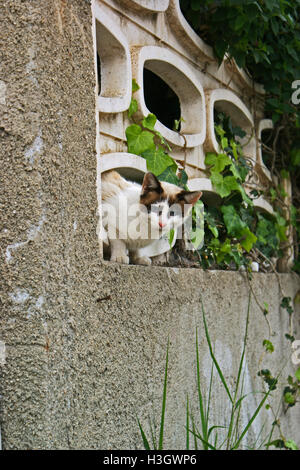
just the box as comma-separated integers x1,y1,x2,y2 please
220,238,232,254
230,162,242,181
157,166,180,185
128,98,138,118
240,227,257,252
214,124,226,138
275,213,288,241
154,130,172,152
280,296,293,315
132,78,140,93
221,137,228,150
284,392,296,405
142,113,157,131
126,124,155,155
142,147,175,176
295,367,300,382
210,173,239,198
286,44,298,62
208,223,219,238
230,140,238,160
234,15,246,31
285,440,298,451
237,185,253,205
265,439,285,449
258,369,277,391
221,205,246,236
285,334,295,342
178,169,188,188
263,339,274,353
205,209,219,238
270,18,279,35
205,152,232,173
256,216,273,246
263,302,269,316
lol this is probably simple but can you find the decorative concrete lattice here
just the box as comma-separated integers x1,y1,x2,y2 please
92,0,275,257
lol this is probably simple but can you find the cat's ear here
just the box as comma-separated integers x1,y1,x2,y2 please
141,172,162,194
180,191,202,206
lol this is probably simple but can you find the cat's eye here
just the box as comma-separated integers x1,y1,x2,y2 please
169,210,175,217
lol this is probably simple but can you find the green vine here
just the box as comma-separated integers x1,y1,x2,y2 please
198,112,287,272
125,80,292,272
179,0,300,275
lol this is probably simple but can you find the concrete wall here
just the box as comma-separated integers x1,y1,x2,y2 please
0,0,300,450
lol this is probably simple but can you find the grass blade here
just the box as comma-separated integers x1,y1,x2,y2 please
206,360,215,428
226,292,251,448
231,388,272,449
137,418,151,450
196,328,209,449
187,426,217,450
158,339,169,450
191,415,198,450
149,417,157,450
200,299,233,404
207,425,226,440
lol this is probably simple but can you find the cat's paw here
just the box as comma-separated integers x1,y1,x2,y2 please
110,254,129,264
133,256,152,266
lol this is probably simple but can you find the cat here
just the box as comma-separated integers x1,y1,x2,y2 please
101,170,202,265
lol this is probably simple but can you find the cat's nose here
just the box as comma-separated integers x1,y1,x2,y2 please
159,221,166,228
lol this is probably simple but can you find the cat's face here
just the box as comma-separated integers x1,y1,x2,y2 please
140,172,202,237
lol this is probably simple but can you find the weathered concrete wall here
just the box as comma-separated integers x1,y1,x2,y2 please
0,0,300,450
0,0,99,449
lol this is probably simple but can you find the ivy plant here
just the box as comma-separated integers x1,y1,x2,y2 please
179,0,300,274
198,112,286,271
125,81,288,270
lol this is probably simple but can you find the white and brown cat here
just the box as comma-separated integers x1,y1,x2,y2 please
101,170,202,265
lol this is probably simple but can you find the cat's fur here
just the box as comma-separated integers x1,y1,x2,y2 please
101,170,202,265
